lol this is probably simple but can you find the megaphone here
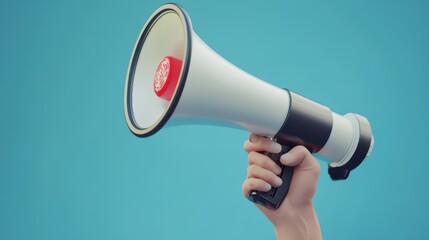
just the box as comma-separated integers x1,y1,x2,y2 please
124,3,374,209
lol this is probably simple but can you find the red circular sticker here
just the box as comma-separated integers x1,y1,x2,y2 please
153,57,170,93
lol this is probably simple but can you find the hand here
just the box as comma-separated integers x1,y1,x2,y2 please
242,134,322,240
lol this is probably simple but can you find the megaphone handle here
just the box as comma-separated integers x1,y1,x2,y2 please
248,145,294,209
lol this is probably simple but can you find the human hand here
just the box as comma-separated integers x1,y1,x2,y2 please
242,134,322,240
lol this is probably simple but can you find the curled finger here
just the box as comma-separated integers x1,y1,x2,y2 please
243,134,282,153
242,178,271,198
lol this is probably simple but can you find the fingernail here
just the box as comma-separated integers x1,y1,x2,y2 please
280,153,293,165
249,134,258,143
271,142,282,153
273,177,283,187
274,165,282,175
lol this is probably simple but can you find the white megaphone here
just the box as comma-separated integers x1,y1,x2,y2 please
124,3,374,209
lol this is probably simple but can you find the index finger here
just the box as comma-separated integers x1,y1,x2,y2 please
243,134,282,154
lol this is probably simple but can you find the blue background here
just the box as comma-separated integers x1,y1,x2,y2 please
1,0,428,239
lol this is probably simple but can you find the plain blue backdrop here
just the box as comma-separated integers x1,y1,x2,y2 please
1,0,428,239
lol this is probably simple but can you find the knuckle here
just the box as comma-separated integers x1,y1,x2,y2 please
243,141,251,152
248,179,258,189
249,152,264,166
242,181,248,193
248,151,256,163
246,165,252,175
247,164,257,175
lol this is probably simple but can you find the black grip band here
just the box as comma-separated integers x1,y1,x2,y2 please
275,91,333,153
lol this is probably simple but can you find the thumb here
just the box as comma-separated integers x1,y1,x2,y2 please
279,146,320,207
280,146,318,170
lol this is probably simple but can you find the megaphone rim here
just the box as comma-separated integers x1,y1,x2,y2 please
124,3,192,137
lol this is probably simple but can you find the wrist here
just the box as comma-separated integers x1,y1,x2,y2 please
273,203,322,240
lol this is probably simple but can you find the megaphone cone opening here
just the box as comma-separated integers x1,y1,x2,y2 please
124,3,192,137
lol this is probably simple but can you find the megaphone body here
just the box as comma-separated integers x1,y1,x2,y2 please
124,3,374,209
